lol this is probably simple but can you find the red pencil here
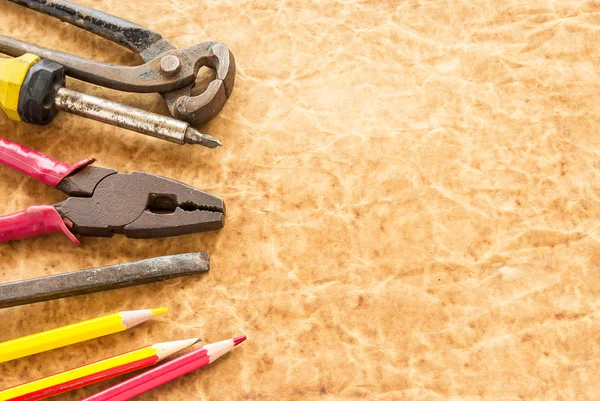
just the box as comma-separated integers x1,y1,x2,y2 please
82,335,246,401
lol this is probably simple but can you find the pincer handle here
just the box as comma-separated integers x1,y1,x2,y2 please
0,137,94,187
0,205,80,245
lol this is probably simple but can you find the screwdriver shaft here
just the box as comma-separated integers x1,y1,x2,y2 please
55,88,221,148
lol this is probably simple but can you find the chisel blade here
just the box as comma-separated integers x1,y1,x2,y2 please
0,253,210,309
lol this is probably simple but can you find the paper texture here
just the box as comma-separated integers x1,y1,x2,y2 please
1,0,599,399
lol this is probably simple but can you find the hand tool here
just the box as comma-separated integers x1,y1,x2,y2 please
0,138,225,245
0,338,200,401
1,0,235,126
0,253,210,309
83,336,247,401
0,308,167,363
0,54,221,147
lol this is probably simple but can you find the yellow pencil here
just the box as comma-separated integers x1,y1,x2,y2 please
0,308,167,363
0,338,199,401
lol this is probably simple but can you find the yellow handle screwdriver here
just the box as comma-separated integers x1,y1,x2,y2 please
0,54,220,147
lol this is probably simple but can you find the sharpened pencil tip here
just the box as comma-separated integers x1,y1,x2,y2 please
233,335,247,346
154,338,200,360
151,308,168,316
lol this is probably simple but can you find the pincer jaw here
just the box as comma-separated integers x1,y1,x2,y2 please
122,207,225,238
170,42,236,126
120,189,225,238
56,171,225,239
58,200,225,239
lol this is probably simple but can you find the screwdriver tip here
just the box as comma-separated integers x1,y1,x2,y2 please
184,127,222,148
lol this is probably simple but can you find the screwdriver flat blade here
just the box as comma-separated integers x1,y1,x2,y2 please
0,253,209,309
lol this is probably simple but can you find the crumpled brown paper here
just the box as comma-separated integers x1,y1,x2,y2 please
1,0,600,399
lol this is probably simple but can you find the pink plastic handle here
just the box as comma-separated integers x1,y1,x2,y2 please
0,138,94,187
0,205,80,245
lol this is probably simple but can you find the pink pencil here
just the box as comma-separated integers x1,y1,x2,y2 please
82,336,246,401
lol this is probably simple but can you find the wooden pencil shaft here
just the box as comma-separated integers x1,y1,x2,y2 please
0,339,201,401
81,337,245,401
0,309,165,363
0,350,158,401
0,253,210,309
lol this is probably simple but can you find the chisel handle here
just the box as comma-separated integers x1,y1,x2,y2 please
0,205,79,245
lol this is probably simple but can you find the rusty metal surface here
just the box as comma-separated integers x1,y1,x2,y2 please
55,88,222,147
56,165,116,197
171,44,236,125
0,253,210,309
0,35,197,93
7,0,168,56
2,0,236,125
56,170,225,238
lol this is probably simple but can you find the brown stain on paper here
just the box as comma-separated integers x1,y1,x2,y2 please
1,0,600,400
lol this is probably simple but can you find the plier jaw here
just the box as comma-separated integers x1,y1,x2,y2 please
123,209,225,239
0,139,225,245
56,170,225,239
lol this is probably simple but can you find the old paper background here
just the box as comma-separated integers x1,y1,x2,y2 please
1,0,599,400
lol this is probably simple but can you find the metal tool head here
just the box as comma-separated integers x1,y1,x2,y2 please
3,0,235,126
165,42,236,126
56,169,225,238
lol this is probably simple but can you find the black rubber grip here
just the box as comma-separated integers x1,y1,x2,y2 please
18,59,65,125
